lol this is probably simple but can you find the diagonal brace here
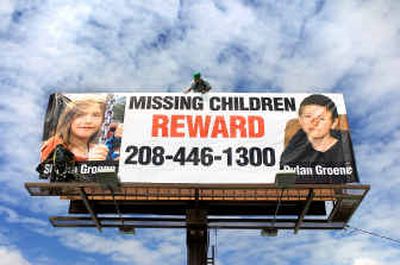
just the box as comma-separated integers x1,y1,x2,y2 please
294,189,314,234
79,187,102,231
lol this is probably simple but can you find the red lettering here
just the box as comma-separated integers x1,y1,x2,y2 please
151,114,265,138
229,116,247,138
248,116,264,138
187,115,211,138
152,114,168,137
211,116,229,138
170,115,185,137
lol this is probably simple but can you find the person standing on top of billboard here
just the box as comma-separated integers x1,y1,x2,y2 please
280,94,352,166
40,96,110,162
184,72,212,94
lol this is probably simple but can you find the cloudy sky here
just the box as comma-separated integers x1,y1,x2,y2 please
0,0,399,264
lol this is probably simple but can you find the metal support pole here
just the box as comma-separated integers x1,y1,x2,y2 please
186,209,208,265
79,188,102,231
328,198,343,222
294,189,314,234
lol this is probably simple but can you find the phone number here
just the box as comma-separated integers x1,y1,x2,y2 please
124,145,275,167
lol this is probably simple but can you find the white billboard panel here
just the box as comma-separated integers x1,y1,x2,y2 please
38,93,357,184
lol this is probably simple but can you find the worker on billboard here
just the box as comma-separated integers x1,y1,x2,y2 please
184,72,212,94
280,94,352,166
40,95,110,162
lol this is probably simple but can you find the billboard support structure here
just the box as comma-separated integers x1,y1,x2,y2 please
26,182,369,264
294,189,314,234
186,208,209,265
79,187,102,231
25,182,370,230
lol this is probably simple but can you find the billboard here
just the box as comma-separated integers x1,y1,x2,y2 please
38,93,358,184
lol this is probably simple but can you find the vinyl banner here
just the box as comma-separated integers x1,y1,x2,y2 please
39,92,359,184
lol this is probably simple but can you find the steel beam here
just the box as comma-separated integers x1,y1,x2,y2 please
294,189,314,234
79,188,102,231
186,209,208,265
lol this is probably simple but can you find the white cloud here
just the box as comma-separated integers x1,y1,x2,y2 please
0,0,14,31
213,229,399,265
0,205,47,227
0,0,399,264
353,258,380,265
59,230,185,265
0,246,30,265
278,1,400,92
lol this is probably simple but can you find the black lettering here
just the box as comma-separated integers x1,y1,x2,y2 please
233,97,238,111
274,97,284,111
249,97,260,110
125,145,138,164
163,96,174,109
129,96,146,110
193,97,203,110
239,97,249,111
210,97,220,111
152,96,163,110
179,96,192,110
223,97,233,111
261,97,273,111
146,96,152,109
285,97,296,111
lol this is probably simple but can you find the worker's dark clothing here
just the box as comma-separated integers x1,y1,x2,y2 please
189,79,212,93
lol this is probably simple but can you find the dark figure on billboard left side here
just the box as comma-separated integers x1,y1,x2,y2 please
40,96,109,162
280,94,353,166
184,72,212,94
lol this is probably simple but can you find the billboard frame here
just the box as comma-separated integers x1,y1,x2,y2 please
26,181,369,264
25,182,369,231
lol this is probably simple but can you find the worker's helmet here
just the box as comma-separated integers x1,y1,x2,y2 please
193,72,201,79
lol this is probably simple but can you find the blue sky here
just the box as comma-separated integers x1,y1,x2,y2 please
0,0,399,264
